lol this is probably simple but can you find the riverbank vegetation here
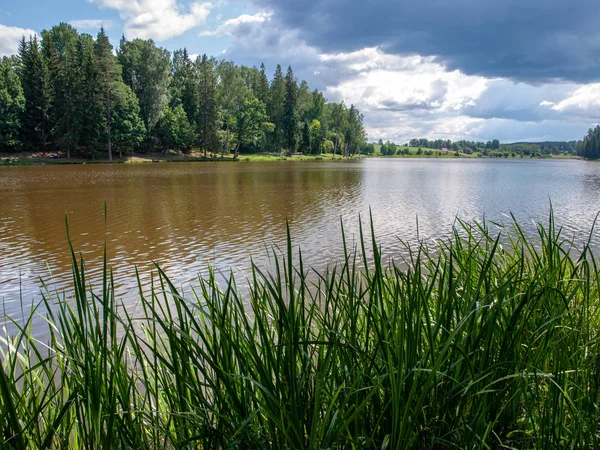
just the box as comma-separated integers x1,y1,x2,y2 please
0,23,366,161
2,213,599,448
373,139,579,158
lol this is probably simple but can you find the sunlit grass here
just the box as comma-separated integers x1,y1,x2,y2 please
2,211,600,448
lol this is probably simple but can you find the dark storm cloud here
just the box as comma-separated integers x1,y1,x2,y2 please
251,0,600,83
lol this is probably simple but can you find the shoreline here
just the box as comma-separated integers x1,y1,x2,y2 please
0,150,581,166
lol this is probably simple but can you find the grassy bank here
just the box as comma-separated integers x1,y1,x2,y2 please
2,214,600,448
0,151,359,166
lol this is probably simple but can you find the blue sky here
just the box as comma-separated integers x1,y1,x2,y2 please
1,0,599,144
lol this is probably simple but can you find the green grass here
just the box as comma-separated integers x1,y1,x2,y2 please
2,211,600,448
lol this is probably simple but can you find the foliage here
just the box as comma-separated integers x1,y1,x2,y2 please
233,97,269,151
577,125,600,159
118,38,171,136
111,85,145,156
18,36,53,150
0,57,24,151
1,21,367,158
157,104,195,151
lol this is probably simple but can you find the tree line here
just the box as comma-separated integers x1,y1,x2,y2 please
377,138,578,157
0,23,366,160
577,126,600,159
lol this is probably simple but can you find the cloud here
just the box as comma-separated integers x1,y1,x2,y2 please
545,84,600,121
321,48,488,114
69,19,114,30
0,24,37,57
201,12,271,36
250,0,600,83
90,0,212,40
215,15,595,143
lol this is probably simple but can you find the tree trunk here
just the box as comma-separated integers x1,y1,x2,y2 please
222,127,229,159
119,147,122,159
107,87,112,162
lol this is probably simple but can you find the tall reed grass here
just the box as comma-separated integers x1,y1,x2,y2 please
1,212,600,449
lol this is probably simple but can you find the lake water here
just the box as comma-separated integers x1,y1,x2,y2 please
1,158,600,321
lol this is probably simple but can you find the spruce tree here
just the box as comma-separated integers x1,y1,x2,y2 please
95,27,124,161
300,121,310,154
76,34,105,156
283,66,298,152
197,54,219,158
256,63,270,105
18,36,53,151
42,23,79,158
267,64,285,151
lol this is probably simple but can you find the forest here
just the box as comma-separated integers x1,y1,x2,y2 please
0,23,366,160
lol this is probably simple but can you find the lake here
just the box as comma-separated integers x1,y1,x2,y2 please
1,158,600,321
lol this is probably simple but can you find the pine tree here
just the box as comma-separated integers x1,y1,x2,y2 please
54,44,80,158
197,54,219,158
95,27,124,161
283,66,298,152
267,64,285,151
18,36,53,151
42,23,79,158
300,121,310,154
256,63,270,105
75,35,104,156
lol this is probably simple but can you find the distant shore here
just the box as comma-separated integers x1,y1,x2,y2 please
0,150,580,166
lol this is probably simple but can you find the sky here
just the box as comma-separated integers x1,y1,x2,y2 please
1,0,599,144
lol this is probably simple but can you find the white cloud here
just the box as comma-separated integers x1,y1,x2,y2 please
317,48,490,141
546,84,600,120
69,19,115,30
210,12,594,143
0,24,36,57
90,0,212,40
201,12,271,36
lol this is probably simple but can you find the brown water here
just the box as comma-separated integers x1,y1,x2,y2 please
2,158,600,322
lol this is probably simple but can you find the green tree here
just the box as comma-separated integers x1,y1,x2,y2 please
233,98,268,157
76,34,105,156
283,66,298,152
197,54,219,158
95,27,124,161
578,126,600,159
217,61,250,158
0,56,25,151
267,64,285,151
299,121,310,154
112,84,145,157
118,38,171,142
18,36,53,151
344,104,365,155
41,24,80,158
305,90,325,124
157,104,195,151
309,119,323,155
171,48,198,128
256,63,270,105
